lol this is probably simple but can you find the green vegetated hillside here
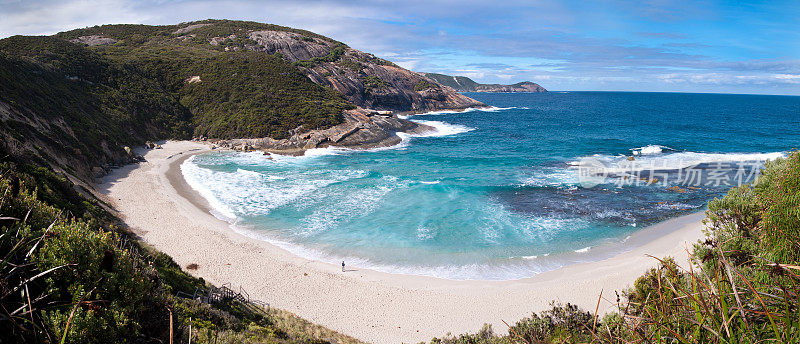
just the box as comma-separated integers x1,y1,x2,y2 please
432,151,800,344
0,147,364,343
0,35,193,181
55,21,354,140
0,20,359,182
1,19,481,183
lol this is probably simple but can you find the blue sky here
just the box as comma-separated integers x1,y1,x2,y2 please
2,0,799,94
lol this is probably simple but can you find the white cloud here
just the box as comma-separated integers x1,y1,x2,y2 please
774,74,800,83
0,0,149,37
655,72,800,85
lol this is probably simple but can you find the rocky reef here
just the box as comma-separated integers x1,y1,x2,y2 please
214,108,435,154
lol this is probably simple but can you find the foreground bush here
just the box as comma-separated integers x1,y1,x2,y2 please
0,157,362,343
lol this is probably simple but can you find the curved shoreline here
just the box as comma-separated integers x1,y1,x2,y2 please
176,150,701,281
101,140,707,343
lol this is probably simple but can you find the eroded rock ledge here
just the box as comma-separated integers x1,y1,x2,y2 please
212,108,455,155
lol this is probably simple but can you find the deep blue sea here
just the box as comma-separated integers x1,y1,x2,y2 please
182,92,800,280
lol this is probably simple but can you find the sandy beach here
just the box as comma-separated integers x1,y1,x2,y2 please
99,140,708,344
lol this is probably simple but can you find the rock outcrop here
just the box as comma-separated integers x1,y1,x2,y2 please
68,35,118,46
215,108,435,154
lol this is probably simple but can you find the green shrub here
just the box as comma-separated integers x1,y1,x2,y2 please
293,43,347,68
414,80,437,92
339,58,363,73
1,158,364,343
361,75,388,95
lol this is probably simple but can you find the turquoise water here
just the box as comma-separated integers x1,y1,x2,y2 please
182,92,800,280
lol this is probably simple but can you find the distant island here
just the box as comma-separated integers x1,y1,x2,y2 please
423,72,547,93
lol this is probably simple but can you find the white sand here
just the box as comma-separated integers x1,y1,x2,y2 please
99,140,707,344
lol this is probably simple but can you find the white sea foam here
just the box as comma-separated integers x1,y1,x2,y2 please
303,147,349,157
520,168,580,187
409,119,475,137
414,106,518,116
181,156,238,220
478,200,592,243
299,179,402,235
203,151,270,166
236,168,262,176
265,147,349,163
419,180,441,185
655,202,695,210
594,209,625,219
575,246,591,253
184,155,369,218
632,145,671,156
572,148,786,174
416,226,435,240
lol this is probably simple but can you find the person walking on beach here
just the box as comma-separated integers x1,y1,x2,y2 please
341,261,345,272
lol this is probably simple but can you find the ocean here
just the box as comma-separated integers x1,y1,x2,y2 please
181,92,800,280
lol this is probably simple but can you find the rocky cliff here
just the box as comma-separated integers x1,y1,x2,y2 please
424,73,547,93
189,23,484,113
